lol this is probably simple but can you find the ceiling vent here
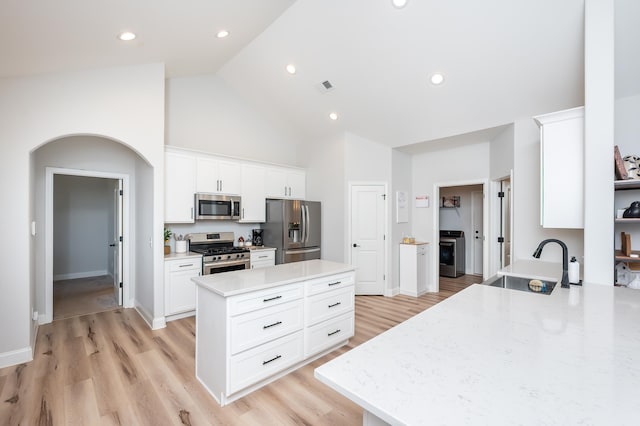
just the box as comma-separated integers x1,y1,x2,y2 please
317,80,334,93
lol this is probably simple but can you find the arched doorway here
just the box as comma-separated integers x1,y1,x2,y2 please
31,134,153,324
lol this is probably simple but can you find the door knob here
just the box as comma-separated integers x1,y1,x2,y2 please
353,243,360,248
109,243,116,247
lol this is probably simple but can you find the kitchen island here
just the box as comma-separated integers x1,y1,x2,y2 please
315,263,640,425
192,259,356,406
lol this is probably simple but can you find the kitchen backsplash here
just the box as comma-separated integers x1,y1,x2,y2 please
165,222,260,251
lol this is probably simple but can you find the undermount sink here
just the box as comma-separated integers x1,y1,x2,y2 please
482,275,556,295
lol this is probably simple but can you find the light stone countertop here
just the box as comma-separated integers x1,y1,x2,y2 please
164,251,202,261
315,273,640,425
192,259,355,297
498,259,563,281
247,246,276,252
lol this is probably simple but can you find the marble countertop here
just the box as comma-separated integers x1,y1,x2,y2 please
315,278,640,424
164,251,202,260
192,259,355,297
247,246,276,251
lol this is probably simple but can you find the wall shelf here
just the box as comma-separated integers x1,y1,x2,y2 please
615,218,640,223
615,250,640,262
614,180,640,191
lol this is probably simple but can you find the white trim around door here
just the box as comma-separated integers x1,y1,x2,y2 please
44,167,132,324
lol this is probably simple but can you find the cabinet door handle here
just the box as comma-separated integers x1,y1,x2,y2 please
263,321,282,329
191,207,194,219
262,355,282,365
328,281,341,286
242,208,245,219
284,186,287,196
179,264,194,268
328,302,341,308
328,329,341,336
263,295,282,302
220,180,223,191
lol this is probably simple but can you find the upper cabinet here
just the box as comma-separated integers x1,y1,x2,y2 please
165,147,306,224
165,151,196,223
533,106,584,229
266,167,306,199
240,164,267,223
196,156,242,195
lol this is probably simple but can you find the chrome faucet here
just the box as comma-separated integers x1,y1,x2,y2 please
532,239,570,288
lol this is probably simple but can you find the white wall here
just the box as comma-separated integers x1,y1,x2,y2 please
391,150,413,292
511,118,584,264
166,74,302,166
53,175,115,280
490,124,515,180
615,93,640,155
0,63,165,367
303,133,346,263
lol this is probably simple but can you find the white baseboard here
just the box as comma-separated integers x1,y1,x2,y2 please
0,346,33,369
385,286,400,297
134,303,166,330
53,270,109,281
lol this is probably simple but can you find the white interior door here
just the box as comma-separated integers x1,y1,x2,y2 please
113,180,123,306
350,185,386,295
471,190,483,275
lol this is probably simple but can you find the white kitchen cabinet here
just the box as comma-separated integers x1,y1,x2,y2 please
533,106,584,229
265,167,306,199
240,164,266,223
399,243,431,296
250,248,275,269
165,151,196,223
196,156,242,195
164,255,202,319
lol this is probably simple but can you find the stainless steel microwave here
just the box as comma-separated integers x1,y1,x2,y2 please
195,193,241,220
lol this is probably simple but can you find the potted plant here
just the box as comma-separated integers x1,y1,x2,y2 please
164,227,172,255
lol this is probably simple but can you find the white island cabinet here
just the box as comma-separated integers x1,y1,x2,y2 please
193,259,355,406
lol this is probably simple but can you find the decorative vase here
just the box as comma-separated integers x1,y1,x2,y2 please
164,245,170,255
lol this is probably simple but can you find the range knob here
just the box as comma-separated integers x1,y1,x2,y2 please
216,256,222,261
227,255,232,260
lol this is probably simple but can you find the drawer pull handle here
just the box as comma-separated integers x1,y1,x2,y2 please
263,321,282,329
328,281,341,286
328,302,341,308
263,355,282,365
328,329,341,336
263,295,283,302
258,255,268,259
179,264,194,268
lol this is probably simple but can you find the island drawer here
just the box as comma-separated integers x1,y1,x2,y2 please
229,331,304,395
228,283,303,316
306,272,355,296
230,299,304,355
304,312,354,357
305,286,354,327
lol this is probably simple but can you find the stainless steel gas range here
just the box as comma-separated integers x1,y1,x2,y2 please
187,232,249,275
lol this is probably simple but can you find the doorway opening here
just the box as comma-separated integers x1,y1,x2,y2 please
45,167,129,323
434,180,488,289
51,174,123,320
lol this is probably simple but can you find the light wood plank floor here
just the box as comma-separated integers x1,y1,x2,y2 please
0,275,478,425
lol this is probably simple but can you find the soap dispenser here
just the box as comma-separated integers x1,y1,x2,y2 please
568,256,580,284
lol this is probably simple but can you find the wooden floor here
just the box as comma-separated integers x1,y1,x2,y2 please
53,275,119,320
0,275,478,425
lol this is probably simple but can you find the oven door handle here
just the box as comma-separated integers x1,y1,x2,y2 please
204,259,250,269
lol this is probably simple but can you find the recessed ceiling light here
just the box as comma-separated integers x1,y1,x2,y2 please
430,73,445,85
329,112,339,121
286,64,297,75
217,30,229,38
118,31,136,41
391,0,409,9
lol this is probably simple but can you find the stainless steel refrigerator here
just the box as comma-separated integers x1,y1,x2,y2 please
263,199,321,264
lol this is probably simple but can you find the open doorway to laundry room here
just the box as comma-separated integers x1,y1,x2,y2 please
436,182,487,289
52,174,123,320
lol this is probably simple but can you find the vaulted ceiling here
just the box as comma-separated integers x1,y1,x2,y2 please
0,0,597,149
